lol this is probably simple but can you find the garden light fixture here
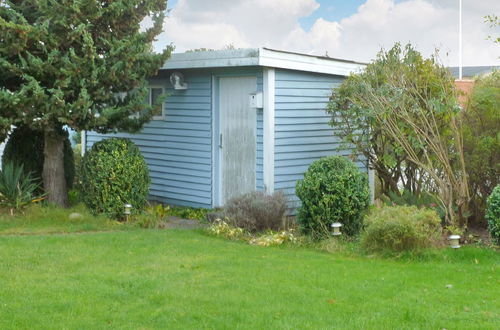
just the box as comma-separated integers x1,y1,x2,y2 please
331,222,342,236
448,235,461,249
124,203,132,218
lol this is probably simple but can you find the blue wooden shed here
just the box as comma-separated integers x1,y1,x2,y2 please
84,48,373,209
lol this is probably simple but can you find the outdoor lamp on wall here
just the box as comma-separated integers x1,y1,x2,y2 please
448,235,461,248
331,222,342,236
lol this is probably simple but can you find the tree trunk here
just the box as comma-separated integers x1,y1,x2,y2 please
43,129,68,207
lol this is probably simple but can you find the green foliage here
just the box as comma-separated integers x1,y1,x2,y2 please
207,219,248,241
68,188,81,206
296,156,370,238
486,186,500,245
167,206,213,221
329,43,468,227
207,219,299,246
134,204,170,229
0,0,171,204
0,162,45,214
484,14,500,44
2,125,75,190
361,206,443,253
134,213,162,229
81,138,150,219
327,43,458,199
222,191,288,232
381,189,446,220
462,71,500,222
0,0,171,133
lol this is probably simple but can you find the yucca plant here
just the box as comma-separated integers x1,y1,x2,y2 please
0,162,45,215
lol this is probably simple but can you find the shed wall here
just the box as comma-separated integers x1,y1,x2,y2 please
86,67,263,208
273,69,368,209
86,71,213,208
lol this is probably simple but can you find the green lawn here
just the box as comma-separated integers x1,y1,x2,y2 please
0,204,127,235
0,228,498,329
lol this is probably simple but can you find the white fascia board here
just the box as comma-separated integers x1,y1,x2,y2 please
162,49,260,70
162,47,366,76
258,48,366,76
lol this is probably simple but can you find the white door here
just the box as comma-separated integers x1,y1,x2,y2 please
219,76,257,205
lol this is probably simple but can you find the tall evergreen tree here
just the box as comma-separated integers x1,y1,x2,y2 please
0,0,172,206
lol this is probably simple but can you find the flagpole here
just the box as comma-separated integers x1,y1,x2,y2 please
459,0,462,80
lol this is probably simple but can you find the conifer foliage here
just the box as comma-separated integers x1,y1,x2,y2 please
0,0,171,206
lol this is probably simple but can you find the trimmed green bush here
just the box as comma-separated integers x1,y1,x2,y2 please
486,185,500,245
2,125,75,189
360,206,442,253
296,156,370,238
81,138,150,219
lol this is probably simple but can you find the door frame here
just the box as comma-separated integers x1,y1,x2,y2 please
212,73,258,207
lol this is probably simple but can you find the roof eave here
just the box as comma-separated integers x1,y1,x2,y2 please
162,47,366,76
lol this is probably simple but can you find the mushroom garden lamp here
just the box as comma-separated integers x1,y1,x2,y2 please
331,222,342,236
124,204,132,221
448,235,461,248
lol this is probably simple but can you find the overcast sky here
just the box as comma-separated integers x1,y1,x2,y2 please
154,0,500,66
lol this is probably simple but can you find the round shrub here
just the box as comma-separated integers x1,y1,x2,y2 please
486,185,500,245
360,206,442,253
81,138,150,219
2,125,75,189
296,156,370,238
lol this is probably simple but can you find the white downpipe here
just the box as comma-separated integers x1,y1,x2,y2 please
263,68,275,193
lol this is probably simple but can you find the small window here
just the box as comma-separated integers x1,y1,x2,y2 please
149,86,165,120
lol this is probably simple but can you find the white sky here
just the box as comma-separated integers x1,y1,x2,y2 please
153,0,500,66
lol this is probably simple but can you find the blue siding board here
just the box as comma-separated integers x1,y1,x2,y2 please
256,71,264,191
273,69,367,212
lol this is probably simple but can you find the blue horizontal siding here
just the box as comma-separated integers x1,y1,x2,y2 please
256,71,264,191
273,69,368,211
86,71,213,208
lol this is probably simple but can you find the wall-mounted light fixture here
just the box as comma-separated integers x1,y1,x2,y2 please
170,71,188,90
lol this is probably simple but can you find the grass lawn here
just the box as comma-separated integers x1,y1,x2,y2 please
0,204,127,235
0,227,498,329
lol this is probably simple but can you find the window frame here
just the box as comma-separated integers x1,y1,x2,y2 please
148,85,165,120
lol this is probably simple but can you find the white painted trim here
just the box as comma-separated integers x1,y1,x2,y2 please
258,48,365,76
368,162,375,204
263,68,275,193
81,130,86,156
162,48,366,77
148,84,166,120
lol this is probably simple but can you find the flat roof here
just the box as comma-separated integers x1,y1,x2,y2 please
162,47,366,76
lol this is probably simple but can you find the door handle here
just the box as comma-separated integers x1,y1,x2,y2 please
219,133,223,148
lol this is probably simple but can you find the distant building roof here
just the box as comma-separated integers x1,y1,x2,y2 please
448,66,499,78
